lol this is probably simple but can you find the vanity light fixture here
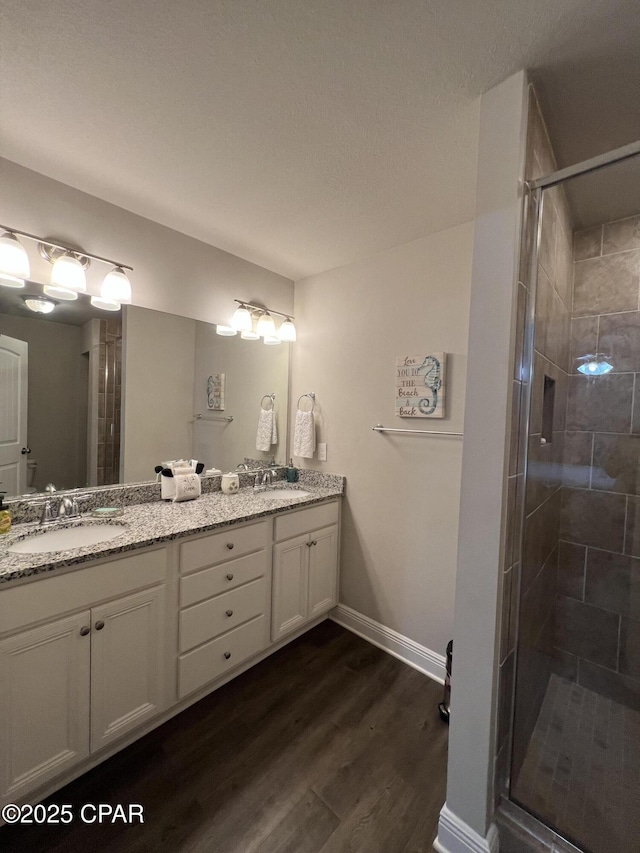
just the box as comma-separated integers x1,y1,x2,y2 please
231,299,297,343
23,296,56,314
50,253,87,292
90,296,120,312
43,284,78,301
0,224,134,311
231,303,253,333
0,231,30,287
256,311,276,338
278,317,297,342
216,325,237,336
101,266,132,304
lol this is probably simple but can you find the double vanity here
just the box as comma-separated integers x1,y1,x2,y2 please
0,475,343,813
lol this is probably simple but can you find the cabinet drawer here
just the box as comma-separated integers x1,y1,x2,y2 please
180,550,267,608
274,501,339,542
180,520,269,574
179,577,267,653
178,615,266,698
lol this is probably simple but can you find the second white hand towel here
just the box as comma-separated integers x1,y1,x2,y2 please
256,408,276,451
293,409,315,458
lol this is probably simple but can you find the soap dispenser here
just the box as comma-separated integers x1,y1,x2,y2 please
0,492,11,535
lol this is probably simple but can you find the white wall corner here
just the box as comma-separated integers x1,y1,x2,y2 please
434,804,499,853
330,604,446,684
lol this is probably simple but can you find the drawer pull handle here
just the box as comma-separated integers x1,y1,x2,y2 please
311,540,317,546
226,609,234,617
95,620,105,631
227,543,234,550
224,651,231,660
80,626,90,637
226,573,234,581
306,542,312,548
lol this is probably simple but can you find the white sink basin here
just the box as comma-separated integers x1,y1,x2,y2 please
259,489,311,500
9,522,128,555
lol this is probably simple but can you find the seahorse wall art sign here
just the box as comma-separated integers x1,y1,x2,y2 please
395,354,446,418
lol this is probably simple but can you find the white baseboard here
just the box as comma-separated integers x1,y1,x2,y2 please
434,804,499,853
329,604,446,685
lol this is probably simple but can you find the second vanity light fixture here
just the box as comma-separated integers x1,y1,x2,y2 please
217,300,297,344
0,225,133,312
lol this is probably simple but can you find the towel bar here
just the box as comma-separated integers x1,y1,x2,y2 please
193,414,234,422
372,424,463,436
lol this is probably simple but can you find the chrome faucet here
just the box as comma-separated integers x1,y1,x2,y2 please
39,490,87,525
253,469,273,491
236,463,249,472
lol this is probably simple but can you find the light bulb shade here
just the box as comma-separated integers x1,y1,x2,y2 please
0,274,25,289
264,335,281,346
102,266,131,304
241,330,260,340
44,284,78,301
278,318,297,342
91,296,121,312
256,312,276,338
216,325,237,336
24,297,55,314
51,254,86,292
0,232,30,279
231,304,253,332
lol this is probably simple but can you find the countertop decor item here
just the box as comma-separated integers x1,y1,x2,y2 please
221,473,240,494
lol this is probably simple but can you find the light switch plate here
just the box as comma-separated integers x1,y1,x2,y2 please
318,442,327,462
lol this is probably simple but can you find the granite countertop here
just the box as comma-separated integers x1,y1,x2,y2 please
0,482,343,586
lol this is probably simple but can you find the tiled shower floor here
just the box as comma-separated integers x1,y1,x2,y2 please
512,674,640,853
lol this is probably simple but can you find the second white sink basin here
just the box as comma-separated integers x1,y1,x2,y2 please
9,522,128,555
259,489,311,500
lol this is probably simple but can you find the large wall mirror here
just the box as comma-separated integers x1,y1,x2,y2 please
0,290,290,499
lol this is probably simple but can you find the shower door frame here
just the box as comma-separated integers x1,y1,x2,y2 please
501,138,640,845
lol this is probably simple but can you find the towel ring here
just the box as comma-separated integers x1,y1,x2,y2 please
297,392,315,412
261,394,275,411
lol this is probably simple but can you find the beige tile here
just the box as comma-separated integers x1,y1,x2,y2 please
598,310,640,372
561,487,626,552
573,252,640,316
592,433,640,495
555,221,573,309
603,215,640,255
539,197,557,287
573,226,602,261
569,316,598,373
566,373,633,433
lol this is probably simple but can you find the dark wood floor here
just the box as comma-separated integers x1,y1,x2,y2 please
1,621,448,853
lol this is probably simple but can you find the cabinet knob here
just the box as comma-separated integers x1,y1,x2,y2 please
79,626,90,636
95,620,105,631
226,573,234,581
224,651,231,660
306,541,312,548
226,609,234,617
226,543,234,550
311,540,317,546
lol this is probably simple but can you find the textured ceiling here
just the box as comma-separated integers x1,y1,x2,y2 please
1,0,639,280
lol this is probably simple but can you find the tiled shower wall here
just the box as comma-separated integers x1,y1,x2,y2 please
97,317,122,486
554,214,640,710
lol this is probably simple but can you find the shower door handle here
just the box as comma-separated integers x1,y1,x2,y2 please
21,447,31,455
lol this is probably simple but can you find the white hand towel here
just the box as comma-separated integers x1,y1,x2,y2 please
173,472,201,502
293,409,315,458
256,409,277,451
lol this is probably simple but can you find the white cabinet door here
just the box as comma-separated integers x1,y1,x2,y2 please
0,612,91,802
90,585,166,751
272,533,309,641
308,524,339,619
